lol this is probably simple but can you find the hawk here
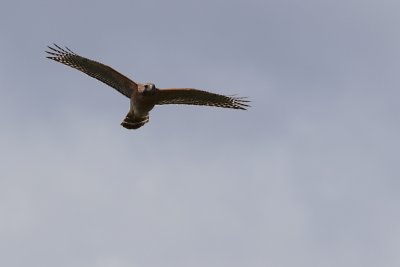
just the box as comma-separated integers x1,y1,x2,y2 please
46,44,250,130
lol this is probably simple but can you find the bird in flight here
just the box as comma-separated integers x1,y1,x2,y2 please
46,44,250,130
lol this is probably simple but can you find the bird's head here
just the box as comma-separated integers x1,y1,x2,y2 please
142,83,156,95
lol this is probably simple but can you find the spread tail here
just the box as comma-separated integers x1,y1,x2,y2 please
121,113,149,130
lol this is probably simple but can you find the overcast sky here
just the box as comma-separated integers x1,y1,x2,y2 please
1,0,400,266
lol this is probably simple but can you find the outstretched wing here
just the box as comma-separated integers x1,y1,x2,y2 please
46,44,137,98
155,88,250,110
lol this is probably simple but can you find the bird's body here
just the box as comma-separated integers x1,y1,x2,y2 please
132,83,156,116
46,44,249,130
123,83,156,129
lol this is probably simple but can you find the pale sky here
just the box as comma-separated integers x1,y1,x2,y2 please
1,0,400,267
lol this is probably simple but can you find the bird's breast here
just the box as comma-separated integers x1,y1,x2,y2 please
131,94,156,116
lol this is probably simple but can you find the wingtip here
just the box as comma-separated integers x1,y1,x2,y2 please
47,43,74,54
237,105,250,110
232,96,251,110
53,43,63,50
